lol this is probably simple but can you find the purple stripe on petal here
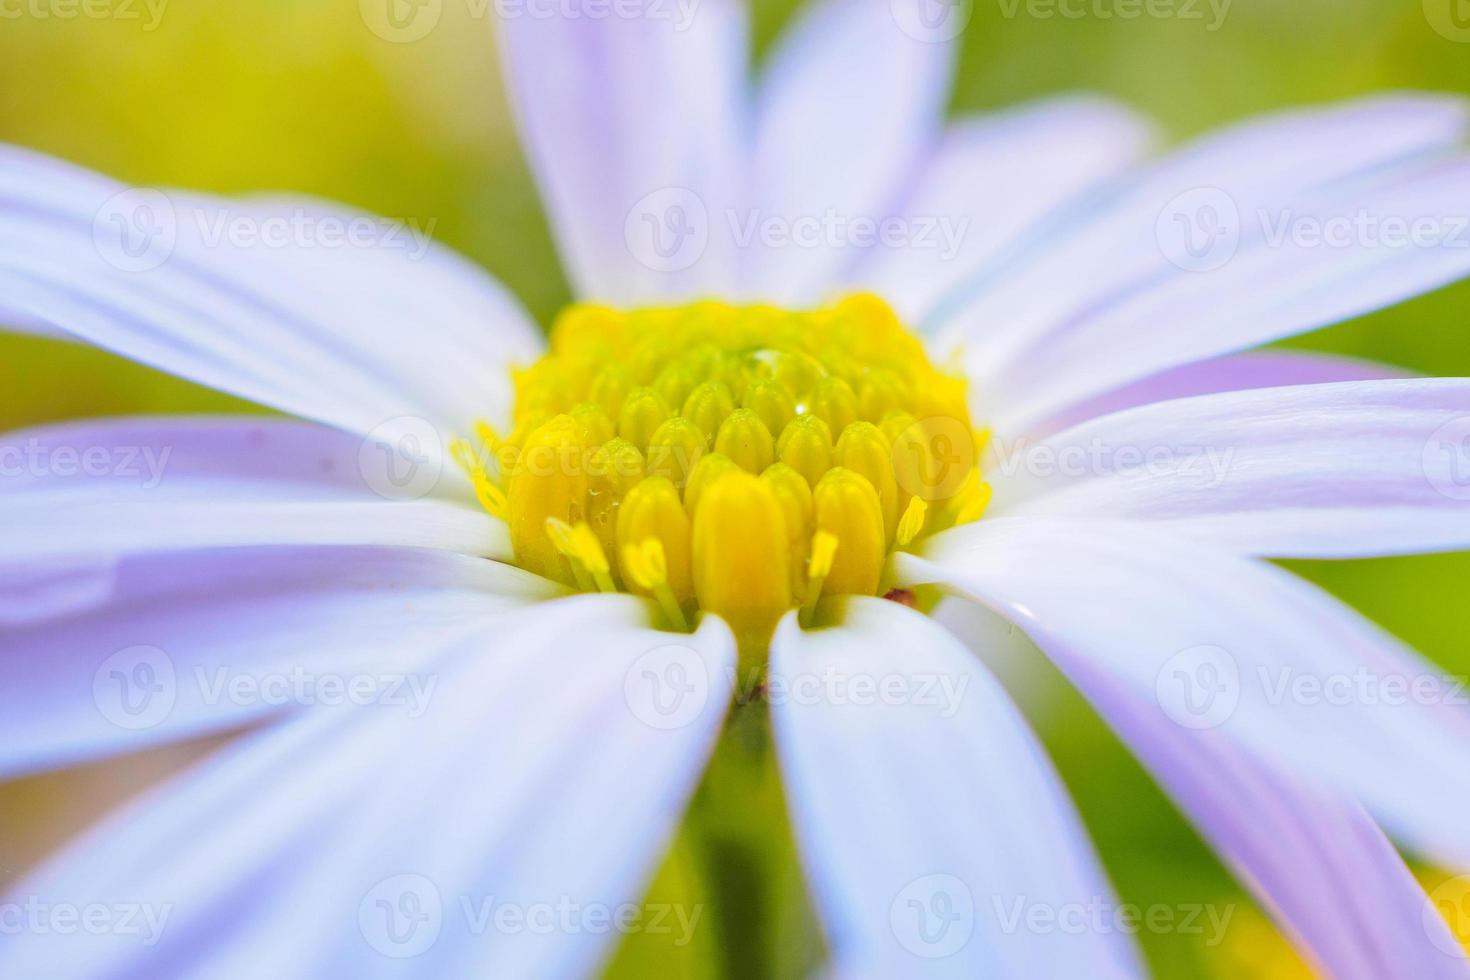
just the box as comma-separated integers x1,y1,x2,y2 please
1032,349,1407,436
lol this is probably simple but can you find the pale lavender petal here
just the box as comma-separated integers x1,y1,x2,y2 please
771,598,1142,978
1035,349,1407,436
934,94,1466,359
0,597,733,979
746,0,956,303
983,157,1470,432
494,0,748,303
0,545,556,780
851,96,1157,322
0,144,542,439
0,416,509,567
896,518,1470,872
1050,650,1468,980
990,378,1470,558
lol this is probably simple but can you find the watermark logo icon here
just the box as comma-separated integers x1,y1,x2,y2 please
624,643,710,729
1424,0,1470,41
890,874,974,958
1156,187,1241,272
1424,874,1470,958
360,0,443,42
93,645,177,730
1156,644,1240,729
891,0,972,42
892,416,976,502
93,188,177,273
360,417,445,501
1425,417,1470,502
359,874,443,957
625,188,709,273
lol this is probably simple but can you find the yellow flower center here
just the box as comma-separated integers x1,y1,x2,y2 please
454,294,991,656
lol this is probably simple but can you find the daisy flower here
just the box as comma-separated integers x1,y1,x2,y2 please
3,0,1470,976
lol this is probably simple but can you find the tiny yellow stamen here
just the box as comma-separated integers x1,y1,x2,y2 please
896,495,929,548
801,530,839,625
546,518,615,593
617,476,694,605
621,538,689,632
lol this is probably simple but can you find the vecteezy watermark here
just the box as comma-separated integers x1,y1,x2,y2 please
360,417,447,502
358,875,703,958
992,897,1236,945
359,0,700,43
360,874,443,958
0,0,169,30
0,439,171,487
1424,874,1470,958
93,645,441,730
891,874,975,958
730,665,971,718
1256,666,1469,709
892,417,978,502
1157,187,1470,272
1424,0,1470,43
623,189,971,274
891,0,972,42
996,0,1230,30
92,189,440,273
625,188,710,274
94,645,178,731
623,643,712,730
1154,644,1470,730
1155,644,1240,730
193,665,439,718
0,897,173,946
1425,416,1470,502
987,434,1237,486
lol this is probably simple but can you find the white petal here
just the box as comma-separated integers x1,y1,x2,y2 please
984,158,1470,431
0,144,542,439
852,95,1157,322
494,0,749,303
771,598,1142,978
0,597,735,979
989,378,1470,558
922,96,1468,419
746,0,956,302
897,518,1470,871
0,416,509,566
943,600,1468,979
0,546,556,780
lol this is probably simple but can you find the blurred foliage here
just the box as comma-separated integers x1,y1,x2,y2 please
3,0,1470,977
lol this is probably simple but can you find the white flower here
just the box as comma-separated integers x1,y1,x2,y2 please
2,0,1470,976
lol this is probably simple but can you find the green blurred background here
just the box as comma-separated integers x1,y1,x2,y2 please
2,0,1469,976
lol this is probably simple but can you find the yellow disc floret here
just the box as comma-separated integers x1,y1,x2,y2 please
458,294,990,657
